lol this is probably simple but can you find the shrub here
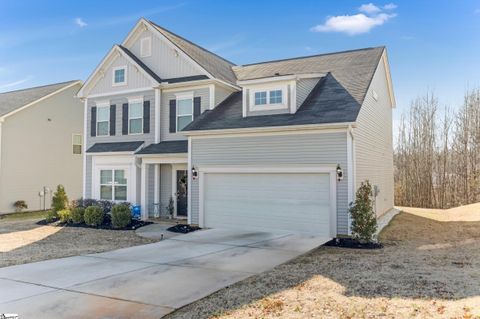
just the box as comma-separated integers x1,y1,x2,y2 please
74,198,131,215
51,185,69,213
45,210,58,223
166,196,174,218
58,209,72,223
84,206,104,226
349,181,378,242
13,200,28,212
111,204,132,229
71,207,85,224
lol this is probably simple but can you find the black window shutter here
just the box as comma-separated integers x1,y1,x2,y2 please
169,99,176,133
193,97,201,119
122,103,129,135
109,105,116,136
90,106,97,137
143,100,150,134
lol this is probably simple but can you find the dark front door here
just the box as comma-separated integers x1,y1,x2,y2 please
176,170,188,217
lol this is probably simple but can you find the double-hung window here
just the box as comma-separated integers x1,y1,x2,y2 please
112,66,126,86
72,134,82,154
100,169,127,201
96,106,110,136
129,99,143,134
176,97,193,132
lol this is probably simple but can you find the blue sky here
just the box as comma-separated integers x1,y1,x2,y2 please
1,0,479,124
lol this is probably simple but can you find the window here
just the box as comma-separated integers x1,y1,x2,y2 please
129,100,143,134
250,87,287,111
254,90,283,106
112,66,126,86
269,90,283,104
254,91,267,105
96,106,110,136
72,134,82,154
140,37,152,57
176,98,193,131
100,169,127,201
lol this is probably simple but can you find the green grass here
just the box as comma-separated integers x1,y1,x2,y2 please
0,210,49,221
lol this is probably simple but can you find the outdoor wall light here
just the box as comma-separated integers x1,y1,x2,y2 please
336,164,343,181
192,166,198,180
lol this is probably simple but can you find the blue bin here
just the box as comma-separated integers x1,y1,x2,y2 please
132,205,141,219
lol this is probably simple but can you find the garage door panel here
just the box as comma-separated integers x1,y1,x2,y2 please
203,172,332,236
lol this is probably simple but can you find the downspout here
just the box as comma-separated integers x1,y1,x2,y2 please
347,125,355,235
82,98,88,198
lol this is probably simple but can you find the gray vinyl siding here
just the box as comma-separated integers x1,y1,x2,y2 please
160,164,172,214
297,78,320,108
354,59,394,217
214,85,235,107
190,132,350,235
85,155,93,198
127,28,203,79
89,55,153,96
86,91,155,149
160,88,210,141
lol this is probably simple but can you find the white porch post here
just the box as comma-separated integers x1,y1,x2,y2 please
140,161,148,220
154,164,160,204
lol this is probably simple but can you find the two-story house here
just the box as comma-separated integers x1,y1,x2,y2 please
77,18,395,238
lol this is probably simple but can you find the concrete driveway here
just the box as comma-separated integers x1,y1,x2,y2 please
0,228,329,318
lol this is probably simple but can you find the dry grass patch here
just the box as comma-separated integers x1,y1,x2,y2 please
166,205,480,319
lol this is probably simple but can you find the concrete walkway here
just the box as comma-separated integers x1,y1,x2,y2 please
0,228,329,318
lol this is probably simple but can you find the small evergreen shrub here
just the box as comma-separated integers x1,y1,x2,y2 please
84,206,104,226
45,210,58,223
111,204,132,229
13,200,28,212
51,185,69,213
349,181,378,242
166,196,174,218
58,209,72,223
71,207,85,224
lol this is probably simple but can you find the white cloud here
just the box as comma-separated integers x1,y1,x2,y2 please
359,3,381,14
311,13,395,35
384,3,398,10
0,75,33,91
74,17,88,28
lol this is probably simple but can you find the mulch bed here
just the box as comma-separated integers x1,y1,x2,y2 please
37,217,153,231
324,237,383,249
167,224,201,234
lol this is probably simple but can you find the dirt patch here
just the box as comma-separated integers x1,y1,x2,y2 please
165,206,480,319
0,217,158,268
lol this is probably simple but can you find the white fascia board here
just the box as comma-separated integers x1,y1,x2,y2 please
136,153,187,159
86,151,137,156
1,81,82,120
237,73,326,86
87,87,153,99
160,79,239,92
382,49,396,108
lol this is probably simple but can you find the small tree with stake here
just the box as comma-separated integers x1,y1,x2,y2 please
51,185,69,213
349,181,378,243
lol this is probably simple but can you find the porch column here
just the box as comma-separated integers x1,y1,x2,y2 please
154,164,160,203
140,161,148,220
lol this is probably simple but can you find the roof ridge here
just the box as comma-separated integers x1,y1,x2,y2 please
235,46,385,68
0,80,80,95
146,20,237,67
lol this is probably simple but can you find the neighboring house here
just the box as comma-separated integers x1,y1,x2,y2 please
0,81,84,213
77,18,395,238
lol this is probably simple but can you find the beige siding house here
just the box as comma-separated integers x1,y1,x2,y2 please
0,81,83,213
78,18,395,238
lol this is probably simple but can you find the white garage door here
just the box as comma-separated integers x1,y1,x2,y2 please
203,172,333,236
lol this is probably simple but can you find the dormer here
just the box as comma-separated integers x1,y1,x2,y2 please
237,73,325,117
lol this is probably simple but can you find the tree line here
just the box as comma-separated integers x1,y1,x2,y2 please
394,89,480,208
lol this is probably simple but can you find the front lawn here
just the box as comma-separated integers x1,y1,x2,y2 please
166,204,480,319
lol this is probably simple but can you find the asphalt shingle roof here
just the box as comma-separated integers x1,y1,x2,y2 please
86,141,144,153
184,47,385,131
0,80,79,117
136,140,188,155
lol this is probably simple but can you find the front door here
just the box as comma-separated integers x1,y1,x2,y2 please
176,170,188,217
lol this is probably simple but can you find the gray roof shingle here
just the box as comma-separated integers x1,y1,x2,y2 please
184,47,385,131
136,140,188,155
87,141,144,153
0,80,80,117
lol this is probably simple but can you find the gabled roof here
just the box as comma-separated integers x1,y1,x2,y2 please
147,20,237,86
0,80,81,118
184,47,385,132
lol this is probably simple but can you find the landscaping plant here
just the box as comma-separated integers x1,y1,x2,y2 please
13,200,28,212
45,210,58,223
349,180,378,242
166,196,174,218
58,209,72,223
71,207,85,224
84,206,104,226
111,204,132,228
51,185,69,213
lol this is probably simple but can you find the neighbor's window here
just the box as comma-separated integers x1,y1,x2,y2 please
96,106,110,136
129,101,143,134
113,67,126,85
100,169,127,201
72,134,82,154
254,91,267,105
176,98,193,131
140,37,152,57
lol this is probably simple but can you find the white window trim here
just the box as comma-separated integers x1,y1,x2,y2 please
128,97,144,135
140,36,152,57
175,92,194,133
72,134,82,154
249,86,288,111
99,169,128,201
96,103,110,137
112,66,127,86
